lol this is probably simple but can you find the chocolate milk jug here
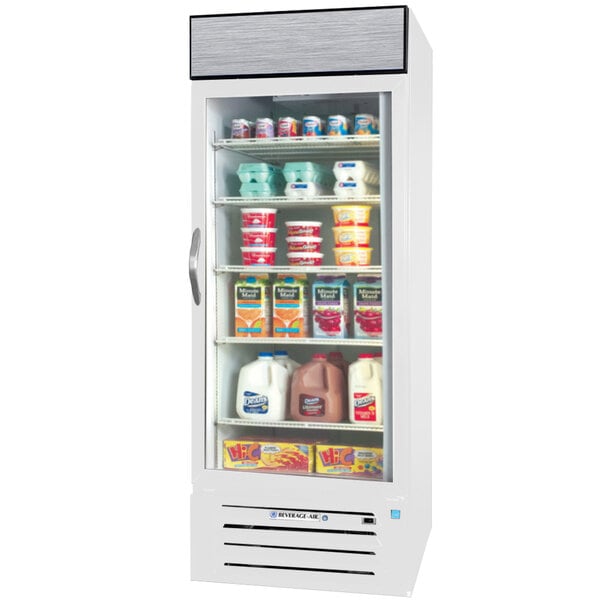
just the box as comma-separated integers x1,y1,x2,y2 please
290,353,345,423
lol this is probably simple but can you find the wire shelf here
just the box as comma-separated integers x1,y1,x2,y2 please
217,417,383,433
215,265,382,275
213,135,380,160
216,336,383,347
213,195,381,207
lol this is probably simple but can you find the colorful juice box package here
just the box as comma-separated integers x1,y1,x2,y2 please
315,444,383,478
312,276,350,338
224,439,314,473
273,274,310,338
234,274,271,337
353,275,382,338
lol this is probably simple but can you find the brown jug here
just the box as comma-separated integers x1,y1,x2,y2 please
290,353,345,423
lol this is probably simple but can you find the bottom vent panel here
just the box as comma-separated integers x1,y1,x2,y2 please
222,505,379,575
224,542,375,556
224,563,375,576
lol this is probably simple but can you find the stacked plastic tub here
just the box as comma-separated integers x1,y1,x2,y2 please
331,161,379,267
237,163,283,266
283,162,335,198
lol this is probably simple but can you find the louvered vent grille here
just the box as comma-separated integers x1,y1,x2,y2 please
221,504,379,577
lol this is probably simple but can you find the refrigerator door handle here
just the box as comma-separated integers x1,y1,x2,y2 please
189,227,201,305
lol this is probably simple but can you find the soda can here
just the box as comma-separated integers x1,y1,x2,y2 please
327,114,350,136
354,113,379,135
302,116,325,137
277,116,299,137
255,118,275,138
231,118,254,139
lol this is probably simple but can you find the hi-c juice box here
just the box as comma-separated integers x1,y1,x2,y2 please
234,274,271,337
223,439,314,473
312,276,350,338
315,444,383,478
273,274,309,337
353,275,382,339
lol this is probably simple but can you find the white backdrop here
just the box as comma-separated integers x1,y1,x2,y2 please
1,1,599,599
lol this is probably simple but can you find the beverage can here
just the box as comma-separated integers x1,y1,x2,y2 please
354,113,379,135
302,116,325,136
255,118,275,138
277,116,299,137
231,118,254,139
327,115,350,136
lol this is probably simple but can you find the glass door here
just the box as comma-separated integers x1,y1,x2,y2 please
203,92,390,482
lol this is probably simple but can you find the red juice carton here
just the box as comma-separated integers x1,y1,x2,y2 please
312,276,350,338
353,275,382,338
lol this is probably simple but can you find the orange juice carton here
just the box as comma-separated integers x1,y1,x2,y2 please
315,444,383,478
223,439,315,473
273,274,309,337
234,274,271,337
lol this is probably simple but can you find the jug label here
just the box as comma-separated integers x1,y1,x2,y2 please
299,394,325,417
353,392,377,421
243,391,269,414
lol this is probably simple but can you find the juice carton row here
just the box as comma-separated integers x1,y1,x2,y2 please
223,439,383,478
236,351,383,425
234,274,382,339
231,114,379,139
237,160,379,199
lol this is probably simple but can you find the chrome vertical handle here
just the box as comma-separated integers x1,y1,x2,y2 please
189,228,201,306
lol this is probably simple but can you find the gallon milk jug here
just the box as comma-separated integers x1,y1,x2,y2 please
327,351,350,379
290,353,345,423
328,351,350,420
273,350,300,376
348,353,383,425
236,352,289,421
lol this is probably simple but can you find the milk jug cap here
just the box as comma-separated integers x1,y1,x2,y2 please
274,350,289,357
312,353,327,360
358,353,374,359
258,352,273,359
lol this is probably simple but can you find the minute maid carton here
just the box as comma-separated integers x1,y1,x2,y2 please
223,439,315,473
234,274,271,337
312,275,349,338
315,444,383,478
273,274,309,337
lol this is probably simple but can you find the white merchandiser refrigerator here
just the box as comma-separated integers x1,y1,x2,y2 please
189,6,431,597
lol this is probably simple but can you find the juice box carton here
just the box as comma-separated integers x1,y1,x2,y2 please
273,274,309,337
312,276,350,338
353,275,382,339
234,274,271,337
315,444,383,478
223,439,314,473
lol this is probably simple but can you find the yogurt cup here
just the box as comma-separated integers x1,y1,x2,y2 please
241,208,277,228
242,227,277,247
285,221,322,237
333,247,372,266
287,252,323,266
286,236,322,252
241,247,276,266
331,205,371,227
332,226,372,248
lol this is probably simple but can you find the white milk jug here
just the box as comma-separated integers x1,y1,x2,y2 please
348,353,383,425
236,352,289,421
273,350,300,376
